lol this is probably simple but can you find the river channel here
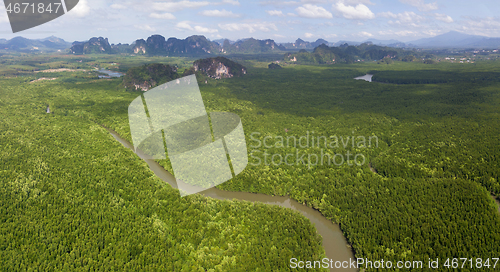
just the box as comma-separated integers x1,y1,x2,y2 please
106,127,357,272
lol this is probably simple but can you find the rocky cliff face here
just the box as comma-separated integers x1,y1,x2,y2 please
70,37,112,54
280,38,330,49
122,63,179,91
132,39,147,54
193,57,246,79
69,35,292,56
222,38,286,53
131,35,221,56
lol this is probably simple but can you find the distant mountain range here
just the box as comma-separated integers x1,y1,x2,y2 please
69,35,287,55
0,36,71,51
284,43,406,64
280,38,331,49
279,32,500,49
221,38,286,53
360,31,500,48
407,31,500,48
2,31,500,55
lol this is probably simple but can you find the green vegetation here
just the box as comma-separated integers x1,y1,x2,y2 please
372,69,500,84
222,38,286,54
1,53,500,271
167,60,500,271
131,35,220,57
70,37,113,54
122,63,179,91
402,55,416,62
378,57,394,65
284,43,413,64
0,64,326,271
268,63,282,69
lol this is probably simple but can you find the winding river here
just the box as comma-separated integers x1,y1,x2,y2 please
106,128,356,272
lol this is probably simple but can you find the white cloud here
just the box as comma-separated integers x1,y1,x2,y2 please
399,0,438,12
176,21,194,30
422,29,440,36
153,1,210,12
194,25,219,33
458,17,500,37
334,2,374,20
0,5,9,23
378,30,419,37
379,11,423,27
218,22,278,33
358,31,373,37
259,1,299,7
200,9,241,17
260,0,342,7
434,13,453,23
305,32,315,38
134,24,156,32
176,21,218,33
340,0,374,5
68,0,90,17
222,0,240,5
110,4,127,10
266,10,285,16
149,12,176,19
296,4,333,19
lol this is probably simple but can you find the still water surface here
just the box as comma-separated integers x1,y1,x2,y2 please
106,128,357,272
98,69,124,78
354,74,373,82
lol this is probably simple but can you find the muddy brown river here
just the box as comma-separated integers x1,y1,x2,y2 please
107,128,357,271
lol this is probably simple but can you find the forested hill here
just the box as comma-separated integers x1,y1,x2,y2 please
69,35,286,56
70,37,113,54
0,36,71,52
132,36,286,55
284,43,415,64
122,63,179,91
131,35,221,56
221,38,286,53
70,37,133,54
280,38,330,49
192,57,247,79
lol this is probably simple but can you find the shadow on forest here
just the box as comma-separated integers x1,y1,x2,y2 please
215,67,497,121
371,69,500,85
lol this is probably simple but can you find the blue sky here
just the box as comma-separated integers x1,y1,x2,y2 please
1,0,500,43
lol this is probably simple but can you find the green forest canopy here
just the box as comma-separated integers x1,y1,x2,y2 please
0,54,500,271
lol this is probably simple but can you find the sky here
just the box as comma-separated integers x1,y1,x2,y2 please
1,0,500,44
